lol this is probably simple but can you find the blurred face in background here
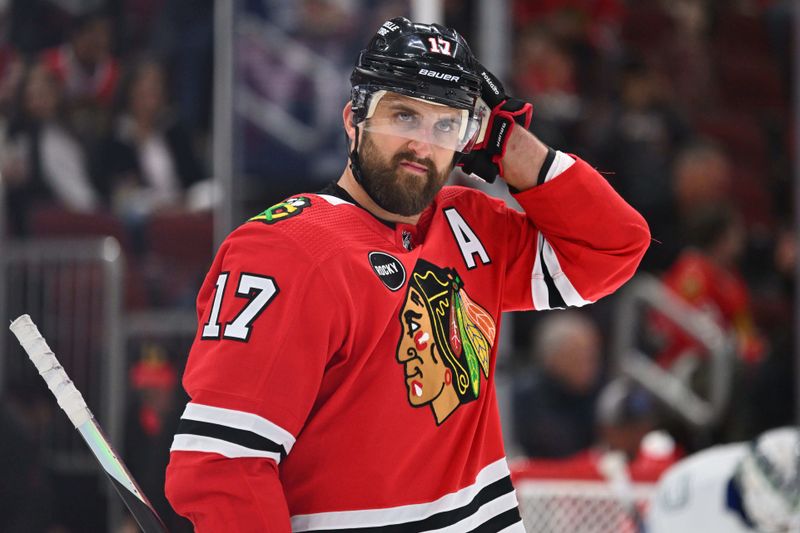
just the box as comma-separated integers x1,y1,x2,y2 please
674,145,732,214
24,64,60,120
541,323,601,394
129,62,166,123
72,17,112,68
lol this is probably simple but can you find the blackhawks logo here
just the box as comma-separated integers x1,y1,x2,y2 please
396,259,496,425
250,197,311,224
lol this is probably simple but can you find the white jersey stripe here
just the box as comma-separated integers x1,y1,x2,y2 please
427,491,520,533
181,402,296,454
531,232,550,310
170,434,283,463
290,458,514,531
543,151,575,183
317,194,353,206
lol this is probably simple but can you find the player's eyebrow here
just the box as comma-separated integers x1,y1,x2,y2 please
386,102,422,116
383,95,461,120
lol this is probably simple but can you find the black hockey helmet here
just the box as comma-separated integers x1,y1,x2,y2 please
350,17,484,139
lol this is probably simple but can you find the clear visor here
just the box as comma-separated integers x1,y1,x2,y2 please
357,90,488,153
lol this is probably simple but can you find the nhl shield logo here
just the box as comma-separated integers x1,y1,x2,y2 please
368,252,406,292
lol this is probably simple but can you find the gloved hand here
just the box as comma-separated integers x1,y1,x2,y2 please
458,62,532,183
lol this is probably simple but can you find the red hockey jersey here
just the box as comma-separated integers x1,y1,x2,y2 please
165,156,650,532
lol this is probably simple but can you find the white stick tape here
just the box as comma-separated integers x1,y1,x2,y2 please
9,315,92,428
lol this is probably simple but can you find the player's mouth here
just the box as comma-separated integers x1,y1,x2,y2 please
399,160,428,175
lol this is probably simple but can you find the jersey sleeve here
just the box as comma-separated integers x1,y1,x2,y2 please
502,155,650,311
165,222,347,532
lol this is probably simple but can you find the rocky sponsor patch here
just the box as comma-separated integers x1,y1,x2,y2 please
368,251,406,292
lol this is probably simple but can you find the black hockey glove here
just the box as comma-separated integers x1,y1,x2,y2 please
457,63,533,183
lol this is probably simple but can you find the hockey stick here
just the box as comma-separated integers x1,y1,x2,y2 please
9,314,169,533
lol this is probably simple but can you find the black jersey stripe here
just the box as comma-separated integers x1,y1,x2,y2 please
539,241,567,309
536,146,557,186
303,476,516,533
467,507,523,533
176,419,287,459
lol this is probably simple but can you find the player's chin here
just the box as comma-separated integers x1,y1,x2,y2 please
396,167,433,187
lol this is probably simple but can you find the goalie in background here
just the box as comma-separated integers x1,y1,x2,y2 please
647,426,800,533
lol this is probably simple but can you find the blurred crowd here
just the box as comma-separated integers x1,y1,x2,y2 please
0,0,795,531
0,2,213,235
504,0,796,485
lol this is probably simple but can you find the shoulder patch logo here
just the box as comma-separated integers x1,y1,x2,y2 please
250,196,311,224
368,252,406,292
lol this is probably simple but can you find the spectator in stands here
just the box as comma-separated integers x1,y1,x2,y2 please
594,378,674,464
672,141,732,220
93,58,204,221
40,7,120,143
578,378,678,479
513,28,583,149
1,62,100,235
658,203,765,369
653,202,765,445
512,311,604,458
591,56,690,272
657,0,716,114
512,0,625,69
40,8,119,108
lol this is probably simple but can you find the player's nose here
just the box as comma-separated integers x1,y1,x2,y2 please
406,137,434,159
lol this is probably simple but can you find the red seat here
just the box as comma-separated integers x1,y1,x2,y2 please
144,211,214,307
28,205,149,309
146,211,214,265
29,205,132,251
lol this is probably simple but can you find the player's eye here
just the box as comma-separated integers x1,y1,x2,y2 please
435,118,458,134
394,111,419,127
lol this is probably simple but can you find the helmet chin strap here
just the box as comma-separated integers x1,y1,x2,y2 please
348,124,389,212
348,124,368,194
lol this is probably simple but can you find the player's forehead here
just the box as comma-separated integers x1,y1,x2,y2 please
376,91,462,118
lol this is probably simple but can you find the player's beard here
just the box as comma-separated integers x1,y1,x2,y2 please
357,131,452,216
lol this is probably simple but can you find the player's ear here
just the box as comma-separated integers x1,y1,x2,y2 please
343,101,356,142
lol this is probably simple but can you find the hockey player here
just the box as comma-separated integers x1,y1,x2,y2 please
648,427,800,532
165,17,651,532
